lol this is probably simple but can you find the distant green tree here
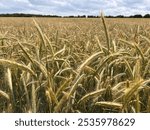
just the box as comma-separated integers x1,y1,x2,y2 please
144,14,150,18
116,15,124,18
129,14,143,18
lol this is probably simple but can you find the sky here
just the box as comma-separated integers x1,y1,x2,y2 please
0,0,149,16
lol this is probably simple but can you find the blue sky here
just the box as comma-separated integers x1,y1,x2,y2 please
0,0,149,16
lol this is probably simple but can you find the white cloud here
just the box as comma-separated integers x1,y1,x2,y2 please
0,0,149,16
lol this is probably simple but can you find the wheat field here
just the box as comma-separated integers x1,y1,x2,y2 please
0,16,150,113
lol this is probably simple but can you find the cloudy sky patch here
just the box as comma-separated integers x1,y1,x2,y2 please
0,0,149,16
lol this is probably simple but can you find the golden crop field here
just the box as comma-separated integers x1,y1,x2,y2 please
0,16,150,113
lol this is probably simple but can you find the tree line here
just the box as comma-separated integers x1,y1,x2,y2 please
0,13,61,18
0,13,150,18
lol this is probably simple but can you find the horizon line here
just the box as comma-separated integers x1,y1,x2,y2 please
0,13,150,17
